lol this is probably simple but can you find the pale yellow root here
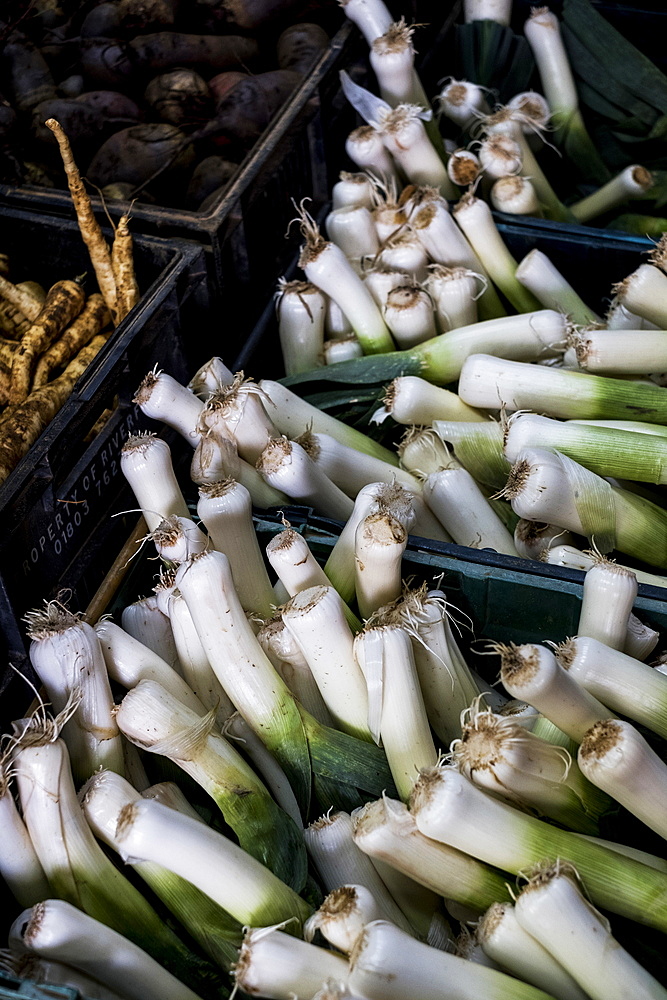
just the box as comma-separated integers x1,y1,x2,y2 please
0,282,46,339
0,273,43,322
9,279,86,405
32,293,110,388
45,118,119,323
111,214,140,322
0,333,109,485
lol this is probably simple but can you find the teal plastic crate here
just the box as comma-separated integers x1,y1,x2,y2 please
0,972,84,1000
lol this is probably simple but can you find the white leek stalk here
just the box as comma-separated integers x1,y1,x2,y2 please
319,310,564,388
115,797,311,928
224,712,302,828
478,134,522,179
624,613,659,660
81,769,242,970
323,482,408,602
378,232,429,284
303,810,412,929
572,328,667,375
326,204,380,260
190,427,287,507
95,618,205,715
410,199,505,319
345,125,398,184
423,467,518,554
606,295,656,330
571,165,654,223
491,175,543,216
385,586,481,746
259,380,399,465
427,265,480,333
398,427,452,478
27,603,124,782
477,902,589,1000
501,446,667,568
523,8,608,184
187,356,233,397
326,296,353,338
197,375,277,465
298,210,394,354
257,617,334,726
354,512,407,620
348,919,550,1000
0,764,50,908
456,928,500,969
296,427,420,495
379,105,454,197
133,369,202,447
372,200,407,244
324,336,363,364
364,857,440,940
484,107,572,222
257,437,354,521
116,678,305,883
167,593,236,723
578,719,667,840
141,780,203,819
507,91,551,137
464,0,511,26
354,625,436,797
340,0,392,45
310,981,362,1000
383,376,485,426
556,635,667,740
497,641,614,742
514,865,667,1000
276,279,326,376
577,560,637,650
454,194,541,312
363,266,410,308
452,701,610,834
234,925,348,1000
410,763,667,933
120,433,189,533
266,527,331,596
121,595,179,670
383,285,436,347
150,515,207,565
437,79,490,131
447,149,481,188
282,585,371,739
332,171,374,210
13,736,210,990
174,549,311,808
515,249,600,326
197,478,276,617
9,901,204,1000
369,19,429,110
305,884,385,954
503,411,667,486
514,520,573,559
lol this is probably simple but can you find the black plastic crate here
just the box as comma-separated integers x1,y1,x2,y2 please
0,208,208,714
